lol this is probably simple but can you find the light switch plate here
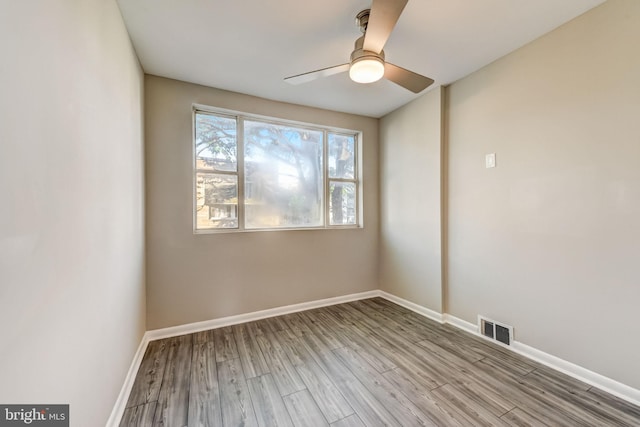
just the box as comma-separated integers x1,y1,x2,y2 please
485,153,496,168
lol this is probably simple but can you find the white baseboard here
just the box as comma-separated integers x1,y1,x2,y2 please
146,290,380,341
106,334,151,427
377,291,444,323
510,340,640,407
442,313,476,334
378,296,640,408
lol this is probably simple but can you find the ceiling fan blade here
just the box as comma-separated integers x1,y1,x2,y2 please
363,0,408,54
384,62,434,93
284,64,350,85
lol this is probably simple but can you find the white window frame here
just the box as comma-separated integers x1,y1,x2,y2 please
192,104,363,233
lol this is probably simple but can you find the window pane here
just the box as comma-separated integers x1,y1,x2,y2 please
195,113,237,172
196,173,238,229
328,133,355,179
330,181,356,225
244,120,323,228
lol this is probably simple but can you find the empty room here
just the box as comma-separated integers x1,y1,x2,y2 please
1,0,638,426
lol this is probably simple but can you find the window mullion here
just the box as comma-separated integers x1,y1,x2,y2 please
327,177,356,183
194,169,236,176
237,116,245,231
323,130,329,227
354,133,360,227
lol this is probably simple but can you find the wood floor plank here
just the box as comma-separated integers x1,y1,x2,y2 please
360,298,446,336
416,344,571,426
385,343,448,390
430,383,511,427
218,357,259,427
263,315,290,333
333,345,438,427
315,306,397,373
366,299,521,368
444,375,515,418
350,300,429,343
247,374,294,427
382,367,467,427
477,348,536,377
319,303,355,324
125,339,169,407
337,304,393,335
366,298,530,367
587,386,640,419
274,329,306,367
330,414,366,427
119,402,157,427
475,358,609,427
153,335,193,427
356,308,573,426
281,313,313,337
330,304,450,388
188,331,222,427
233,322,270,378
500,407,551,427
406,322,490,364
382,312,582,427
192,329,214,344
213,326,239,362
521,368,640,426
338,301,640,427
298,309,345,350
294,353,354,423
529,365,591,392
423,333,487,364
461,366,573,427
275,327,354,423
325,304,415,373
247,321,306,396
283,389,330,427
298,333,402,427
441,324,539,370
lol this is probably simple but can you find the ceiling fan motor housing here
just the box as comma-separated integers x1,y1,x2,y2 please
351,36,385,64
349,36,385,83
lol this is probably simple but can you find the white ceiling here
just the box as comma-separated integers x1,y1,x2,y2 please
117,0,605,118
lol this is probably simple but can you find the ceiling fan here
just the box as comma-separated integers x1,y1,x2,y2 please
284,0,434,93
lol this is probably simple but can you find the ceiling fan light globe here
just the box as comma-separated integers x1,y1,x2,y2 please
349,57,384,84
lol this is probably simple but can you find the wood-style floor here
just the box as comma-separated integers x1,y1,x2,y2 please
120,298,640,426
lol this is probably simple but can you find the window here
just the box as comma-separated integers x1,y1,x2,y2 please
194,107,360,232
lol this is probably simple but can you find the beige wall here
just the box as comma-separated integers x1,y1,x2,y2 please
145,76,379,329
380,88,444,312
447,0,640,389
0,1,145,424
